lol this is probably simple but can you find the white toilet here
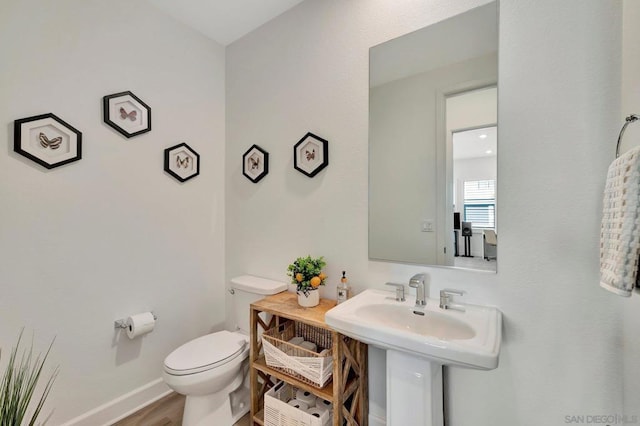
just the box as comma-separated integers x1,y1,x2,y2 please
162,275,287,426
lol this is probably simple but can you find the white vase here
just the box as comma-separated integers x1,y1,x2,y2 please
297,289,320,307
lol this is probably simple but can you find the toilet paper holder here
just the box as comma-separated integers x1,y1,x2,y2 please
114,312,157,329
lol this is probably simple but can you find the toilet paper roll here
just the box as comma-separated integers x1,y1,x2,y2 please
299,341,317,352
309,404,330,417
306,407,329,422
288,336,304,346
295,389,317,406
126,312,156,339
317,398,333,411
286,399,309,411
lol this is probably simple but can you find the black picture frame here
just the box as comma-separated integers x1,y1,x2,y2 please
293,132,329,177
14,113,82,169
164,143,200,182
242,144,269,183
103,91,151,138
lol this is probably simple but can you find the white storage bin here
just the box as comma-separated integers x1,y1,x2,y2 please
264,381,331,426
262,322,333,388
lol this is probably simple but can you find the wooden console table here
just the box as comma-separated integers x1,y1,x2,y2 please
249,292,368,426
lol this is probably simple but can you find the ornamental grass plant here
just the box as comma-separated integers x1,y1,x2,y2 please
0,330,57,426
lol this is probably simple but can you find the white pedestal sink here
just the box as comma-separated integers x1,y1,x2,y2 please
325,289,502,426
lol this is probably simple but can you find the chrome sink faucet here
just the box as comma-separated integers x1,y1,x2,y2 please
409,273,428,307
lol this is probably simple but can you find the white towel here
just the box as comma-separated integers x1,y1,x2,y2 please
599,145,640,296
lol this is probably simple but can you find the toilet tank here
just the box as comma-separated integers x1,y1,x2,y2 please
230,275,287,334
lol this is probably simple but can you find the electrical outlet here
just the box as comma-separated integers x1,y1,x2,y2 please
421,220,434,232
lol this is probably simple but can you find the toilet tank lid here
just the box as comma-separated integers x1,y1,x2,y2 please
231,275,287,295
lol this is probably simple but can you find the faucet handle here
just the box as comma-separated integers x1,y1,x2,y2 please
385,282,406,301
439,289,465,310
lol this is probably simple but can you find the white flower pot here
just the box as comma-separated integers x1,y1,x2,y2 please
297,289,319,307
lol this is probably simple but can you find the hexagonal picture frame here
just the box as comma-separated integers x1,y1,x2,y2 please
14,113,82,169
242,144,269,183
164,143,200,182
103,91,151,138
294,132,329,177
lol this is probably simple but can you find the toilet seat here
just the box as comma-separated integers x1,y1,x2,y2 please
164,331,248,376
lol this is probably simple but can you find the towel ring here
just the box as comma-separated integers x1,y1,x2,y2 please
615,114,639,158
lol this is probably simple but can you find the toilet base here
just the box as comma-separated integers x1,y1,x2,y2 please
230,384,250,422
183,391,231,426
180,360,250,426
182,384,249,426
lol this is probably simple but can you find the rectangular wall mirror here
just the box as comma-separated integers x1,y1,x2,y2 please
369,2,498,272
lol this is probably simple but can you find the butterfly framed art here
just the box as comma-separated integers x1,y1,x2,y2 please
242,144,269,183
14,113,82,169
103,91,151,138
164,142,200,182
293,132,328,178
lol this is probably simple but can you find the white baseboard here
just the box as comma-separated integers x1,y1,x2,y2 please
59,378,172,426
369,412,386,426
60,377,381,426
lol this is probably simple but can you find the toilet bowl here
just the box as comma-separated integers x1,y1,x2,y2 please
162,275,287,426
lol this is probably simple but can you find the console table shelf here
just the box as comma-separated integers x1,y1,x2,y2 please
249,292,368,426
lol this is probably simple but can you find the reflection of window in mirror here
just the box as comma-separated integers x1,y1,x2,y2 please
462,179,495,228
447,87,497,272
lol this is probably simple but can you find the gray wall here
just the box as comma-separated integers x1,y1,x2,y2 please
226,0,624,424
622,0,640,417
0,0,226,422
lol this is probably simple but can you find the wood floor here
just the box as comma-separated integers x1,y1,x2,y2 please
113,392,250,426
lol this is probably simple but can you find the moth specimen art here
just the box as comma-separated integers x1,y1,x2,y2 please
14,113,82,169
103,91,151,138
242,144,269,183
294,132,328,178
164,143,200,182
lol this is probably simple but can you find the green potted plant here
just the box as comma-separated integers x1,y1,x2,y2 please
287,255,327,307
0,330,58,426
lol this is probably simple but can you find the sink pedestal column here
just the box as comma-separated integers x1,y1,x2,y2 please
386,350,444,426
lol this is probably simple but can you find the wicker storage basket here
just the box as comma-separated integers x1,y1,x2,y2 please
264,381,331,426
262,322,333,388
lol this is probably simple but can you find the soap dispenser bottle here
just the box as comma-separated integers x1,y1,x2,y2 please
337,271,351,304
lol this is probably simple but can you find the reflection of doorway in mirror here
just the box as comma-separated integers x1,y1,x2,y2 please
446,87,497,272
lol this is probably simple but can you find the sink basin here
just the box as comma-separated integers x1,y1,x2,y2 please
354,304,476,340
325,289,502,369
